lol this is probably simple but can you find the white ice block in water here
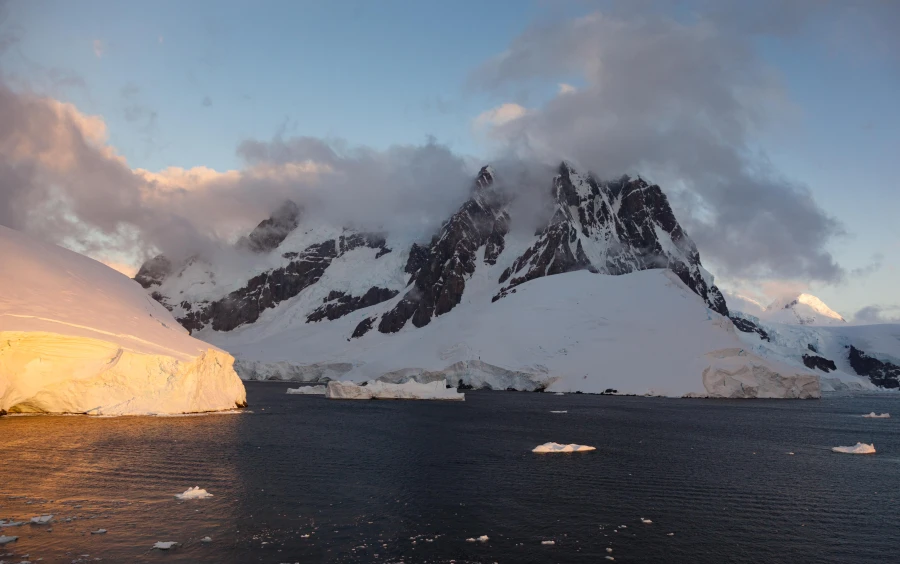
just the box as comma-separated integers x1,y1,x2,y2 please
153,541,178,550
832,443,876,454
550,410,567,414
286,385,327,395
532,442,596,453
862,412,890,418
0,535,17,545
325,379,464,401
30,515,53,524
465,535,488,542
175,486,213,500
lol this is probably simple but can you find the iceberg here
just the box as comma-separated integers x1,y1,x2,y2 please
286,385,327,395
862,412,890,419
465,535,488,542
0,226,247,415
832,443,876,454
532,442,596,453
30,515,53,524
175,487,213,500
541,540,556,545
325,380,464,401
153,541,178,550
91,529,107,534
0,535,17,545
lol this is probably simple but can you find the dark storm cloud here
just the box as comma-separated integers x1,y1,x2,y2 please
470,7,846,282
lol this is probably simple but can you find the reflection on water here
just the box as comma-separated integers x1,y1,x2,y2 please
1,383,899,563
1,411,245,562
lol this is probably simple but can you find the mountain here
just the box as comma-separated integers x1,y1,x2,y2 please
764,293,846,326
135,162,825,398
726,292,899,390
0,225,247,415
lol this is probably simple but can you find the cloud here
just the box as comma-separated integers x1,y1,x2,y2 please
854,305,900,324
557,83,576,95
850,253,883,277
202,95,212,107
473,102,529,130
158,35,164,44
470,9,845,283
92,39,104,58
0,81,476,271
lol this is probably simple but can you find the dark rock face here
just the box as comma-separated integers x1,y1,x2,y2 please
496,164,728,316
175,232,393,332
802,354,836,373
134,255,172,288
807,343,818,353
849,346,900,388
730,316,770,342
307,287,399,323
351,317,376,339
238,200,303,253
377,166,510,333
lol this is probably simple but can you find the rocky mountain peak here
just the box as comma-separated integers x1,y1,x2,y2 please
238,199,303,253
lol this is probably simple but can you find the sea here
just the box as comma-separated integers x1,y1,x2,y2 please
1,382,897,563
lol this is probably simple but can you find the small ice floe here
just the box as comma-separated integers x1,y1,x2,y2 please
550,411,567,414
175,486,213,500
832,443,876,454
618,525,627,529
787,452,795,455
90,529,107,534
286,385,326,395
0,535,18,545
640,518,652,524
541,540,555,545
30,515,53,524
605,557,615,561
532,442,596,453
606,547,613,553
0,521,24,528
300,534,310,538
862,412,890,419
667,532,675,536
153,541,178,550
465,535,488,542
201,536,212,543
555,392,565,396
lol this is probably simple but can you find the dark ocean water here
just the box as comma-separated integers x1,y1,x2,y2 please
1,382,898,563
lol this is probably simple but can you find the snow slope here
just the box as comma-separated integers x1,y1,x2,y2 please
726,309,900,392
0,226,247,415
204,268,819,398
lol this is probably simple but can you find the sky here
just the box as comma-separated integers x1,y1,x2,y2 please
0,0,897,322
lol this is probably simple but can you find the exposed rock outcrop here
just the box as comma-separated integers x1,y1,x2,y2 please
802,353,837,373
849,345,900,388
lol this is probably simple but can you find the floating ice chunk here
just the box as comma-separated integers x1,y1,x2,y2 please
30,515,53,524
862,412,890,418
550,411,567,414
0,535,17,545
640,518,652,524
465,535,488,542
175,487,213,500
555,392,565,396
832,443,876,454
0,521,24,528
153,541,178,550
606,557,615,561
326,380,464,401
541,540,556,545
606,547,613,553
667,533,675,536
787,452,795,455
90,529,107,534
532,442,596,453
201,536,212,543
286,386,326,395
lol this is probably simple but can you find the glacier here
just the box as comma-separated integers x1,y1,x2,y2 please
325,379,465,400
0,226,247,415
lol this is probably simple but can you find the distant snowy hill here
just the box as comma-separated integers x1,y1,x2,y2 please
725,292,899,390
136,162,824,398
0,226,247,415
764,293,846,326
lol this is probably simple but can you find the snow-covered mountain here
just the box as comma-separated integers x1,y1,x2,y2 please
764,293,846,326
0,226,247,415
135,162,824,398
